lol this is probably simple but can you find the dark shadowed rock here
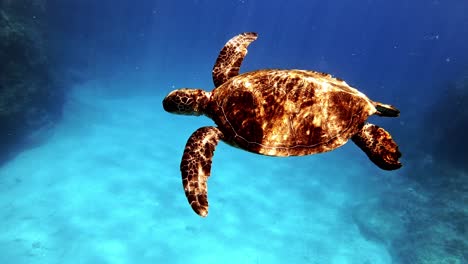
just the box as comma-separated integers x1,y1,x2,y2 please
353,181,467,263
0,3,64,164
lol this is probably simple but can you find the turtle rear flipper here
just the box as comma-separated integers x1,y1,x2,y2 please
352,124,402,170
181,126,223,217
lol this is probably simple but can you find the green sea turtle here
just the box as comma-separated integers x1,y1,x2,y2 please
163,32,402,217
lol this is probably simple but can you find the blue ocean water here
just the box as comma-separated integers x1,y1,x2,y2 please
0,0,467,263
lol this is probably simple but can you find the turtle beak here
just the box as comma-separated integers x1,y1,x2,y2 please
162,93,179,113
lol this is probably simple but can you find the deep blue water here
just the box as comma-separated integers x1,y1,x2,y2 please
1,0,467,263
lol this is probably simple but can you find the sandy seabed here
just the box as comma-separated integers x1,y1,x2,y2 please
0,80,393,264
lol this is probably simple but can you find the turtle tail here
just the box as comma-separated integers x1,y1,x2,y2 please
352,123,402,170
373,102,400,117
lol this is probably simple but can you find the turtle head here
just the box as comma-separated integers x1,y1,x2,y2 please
163,89,210,116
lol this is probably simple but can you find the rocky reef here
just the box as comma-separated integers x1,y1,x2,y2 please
0,2,64,163
406,70,468,180
353,71,468,263
353,179,467,263
425,75,468,173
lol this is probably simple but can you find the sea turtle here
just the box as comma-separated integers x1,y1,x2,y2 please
163,32,402,217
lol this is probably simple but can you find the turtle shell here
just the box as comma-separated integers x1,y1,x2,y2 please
208,69,376,156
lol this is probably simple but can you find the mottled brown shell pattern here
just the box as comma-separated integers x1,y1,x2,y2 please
208,69,377,156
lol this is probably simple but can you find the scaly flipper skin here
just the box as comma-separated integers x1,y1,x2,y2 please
351,123,402,170
181,126,224,217
212,32,258,87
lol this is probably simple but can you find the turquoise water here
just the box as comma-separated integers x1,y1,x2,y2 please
1,0,467,263
0,80,394,263
1,73,465,263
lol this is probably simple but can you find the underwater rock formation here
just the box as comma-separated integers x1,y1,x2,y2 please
396,69,468,188
425,76,468,173
353,182,467,263
384,68,468,262
0,3,64,163
406,72,468,181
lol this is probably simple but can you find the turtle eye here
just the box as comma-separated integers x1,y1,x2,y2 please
181,97,194,105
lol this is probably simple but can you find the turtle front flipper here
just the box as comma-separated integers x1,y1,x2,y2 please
352,123,402,170
212,32,258,87
181,126,224,217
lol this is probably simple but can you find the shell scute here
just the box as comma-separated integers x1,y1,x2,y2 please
210,69,374,156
